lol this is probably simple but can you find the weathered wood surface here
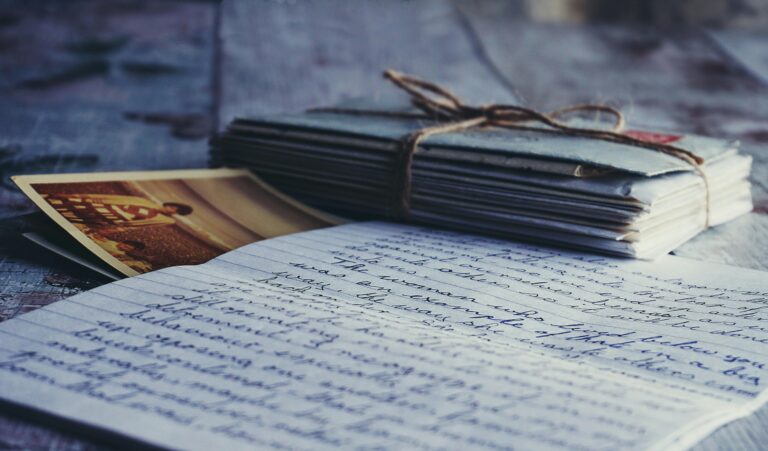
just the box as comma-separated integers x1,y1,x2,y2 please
217,0,519,123
2,0,768,448
0,0,217,448
0,0,215,220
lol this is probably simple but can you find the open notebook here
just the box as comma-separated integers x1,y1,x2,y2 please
1,222,767,450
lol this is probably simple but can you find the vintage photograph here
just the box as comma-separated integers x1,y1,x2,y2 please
13,169,339,276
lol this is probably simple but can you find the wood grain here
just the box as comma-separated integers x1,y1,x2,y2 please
0,0,216,220
218,0,520,126
0,0,218,448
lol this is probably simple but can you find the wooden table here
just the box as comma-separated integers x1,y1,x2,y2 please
1,1,767,449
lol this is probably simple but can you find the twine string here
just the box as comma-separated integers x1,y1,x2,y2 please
313,69,710,226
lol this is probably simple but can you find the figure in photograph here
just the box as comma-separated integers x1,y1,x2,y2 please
42,193,193,233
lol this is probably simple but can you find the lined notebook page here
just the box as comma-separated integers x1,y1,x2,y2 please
1,222,768,450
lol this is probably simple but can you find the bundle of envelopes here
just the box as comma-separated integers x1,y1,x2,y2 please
211,101,753,259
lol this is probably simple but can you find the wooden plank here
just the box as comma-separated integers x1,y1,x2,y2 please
0,0,219,448
0,0,216,220
707,29,768,86
218,0,520,127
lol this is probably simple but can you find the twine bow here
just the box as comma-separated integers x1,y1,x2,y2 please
316,69,710,226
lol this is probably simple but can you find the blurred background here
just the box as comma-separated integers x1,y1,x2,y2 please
513,0,768,28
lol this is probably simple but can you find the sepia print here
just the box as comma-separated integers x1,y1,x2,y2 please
14,169,339,276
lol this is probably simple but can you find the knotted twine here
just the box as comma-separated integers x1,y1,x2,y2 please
314,70,710,227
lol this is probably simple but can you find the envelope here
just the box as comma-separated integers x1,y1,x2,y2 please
230,98,738,177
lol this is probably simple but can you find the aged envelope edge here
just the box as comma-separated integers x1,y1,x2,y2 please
11,175,139,277
237,114,725,176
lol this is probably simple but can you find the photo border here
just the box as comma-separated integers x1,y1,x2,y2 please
13,168,342,276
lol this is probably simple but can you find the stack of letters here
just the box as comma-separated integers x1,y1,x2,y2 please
212,103,752,258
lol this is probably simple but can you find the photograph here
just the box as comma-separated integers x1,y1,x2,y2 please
13,169,339,276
